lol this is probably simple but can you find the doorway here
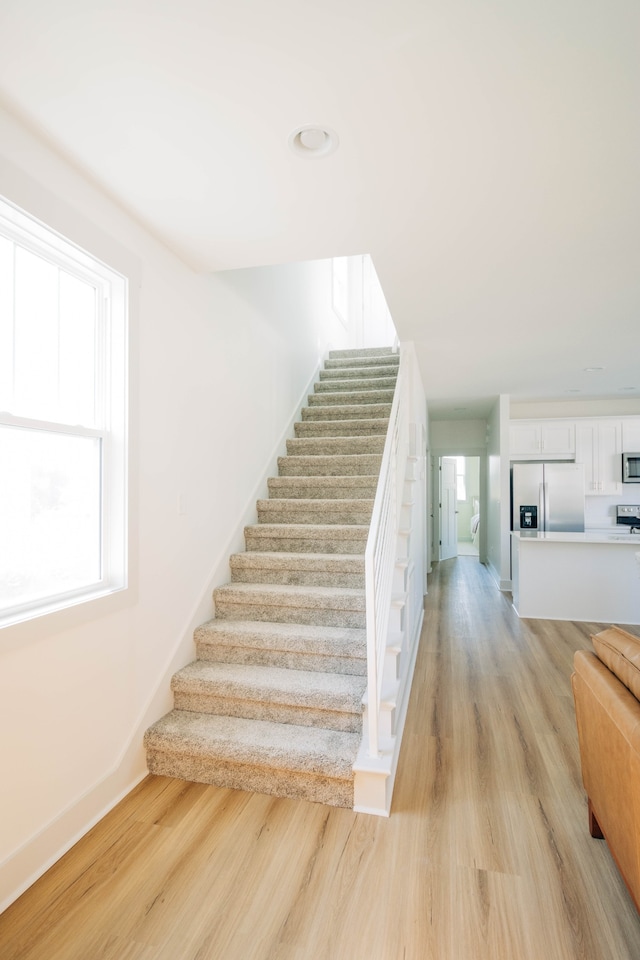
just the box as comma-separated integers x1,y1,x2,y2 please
438,455,481,561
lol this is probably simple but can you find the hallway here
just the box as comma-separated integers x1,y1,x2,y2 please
1,559,639,959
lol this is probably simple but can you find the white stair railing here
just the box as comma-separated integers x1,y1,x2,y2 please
364,347,410,758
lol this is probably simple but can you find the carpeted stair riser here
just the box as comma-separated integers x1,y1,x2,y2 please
194,620,366,676
313,376,397,394
214,583,366,629
171,693,362,733
145,711,358,807
214,581,365,619
319,365,398,381
267,476,378,499
277,454,382,476
170,661,365,732
285,436,385,457
307,389,395,406
146,750,355,807
256,499,373,525
301,403,392,421
293,418,389,438
324,354,398,370
244,523,368,554
230,552,365,588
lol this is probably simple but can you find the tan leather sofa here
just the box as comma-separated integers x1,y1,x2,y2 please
572,626,640,913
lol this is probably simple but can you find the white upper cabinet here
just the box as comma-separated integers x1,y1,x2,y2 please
622,418,640,453
575,420,622,495
509,420,575,458
540,422,576,455
509,422,541,456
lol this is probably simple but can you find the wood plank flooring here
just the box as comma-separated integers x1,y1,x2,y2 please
2,557,640,959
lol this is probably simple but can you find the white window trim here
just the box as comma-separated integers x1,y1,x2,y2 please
0,196,128,629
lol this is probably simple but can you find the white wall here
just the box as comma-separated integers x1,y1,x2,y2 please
345,254,396,349
511,398,640,419
585,493,640,530
0,105,352,910
429,419,487,451
486,396,511,589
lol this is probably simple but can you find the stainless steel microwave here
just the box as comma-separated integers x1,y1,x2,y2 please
622,452,640,483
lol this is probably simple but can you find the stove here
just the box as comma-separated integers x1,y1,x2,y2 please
616,505,640,532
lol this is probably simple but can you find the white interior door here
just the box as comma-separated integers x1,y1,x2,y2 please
440,457,458,560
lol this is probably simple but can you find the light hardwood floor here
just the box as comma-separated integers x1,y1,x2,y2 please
2,557,640,959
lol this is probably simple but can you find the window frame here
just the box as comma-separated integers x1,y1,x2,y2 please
0,195,128,628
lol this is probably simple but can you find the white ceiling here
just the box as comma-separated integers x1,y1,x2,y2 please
1,0,638,419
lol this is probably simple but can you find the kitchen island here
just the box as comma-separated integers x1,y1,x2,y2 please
511,531,640,624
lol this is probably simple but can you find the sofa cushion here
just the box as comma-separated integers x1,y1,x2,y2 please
592,626,640,701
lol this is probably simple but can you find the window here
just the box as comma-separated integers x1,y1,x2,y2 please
0,196,128,627
331,257,348,326
455,456,467,502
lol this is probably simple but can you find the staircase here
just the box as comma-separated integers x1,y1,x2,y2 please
144,347,399,808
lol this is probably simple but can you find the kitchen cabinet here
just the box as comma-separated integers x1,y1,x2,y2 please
575,420,622,495
509,420,575,458
622,418,640,452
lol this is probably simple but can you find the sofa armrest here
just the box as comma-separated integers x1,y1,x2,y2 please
572,649,640,911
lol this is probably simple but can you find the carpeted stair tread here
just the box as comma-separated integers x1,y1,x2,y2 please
277,454,382,476
267,476,378,499
285,436,385,456
329,347,396,358
145,710,360,779
194,619,366,661
294,418,389,437
172,661,366,713
301,402,392,421
307,389,396,406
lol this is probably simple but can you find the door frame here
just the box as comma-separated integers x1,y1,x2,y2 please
431,448,487,564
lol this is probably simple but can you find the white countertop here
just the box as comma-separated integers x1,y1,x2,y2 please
511,527,640,623
512,529,640,544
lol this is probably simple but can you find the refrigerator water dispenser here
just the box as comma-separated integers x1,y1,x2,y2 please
520,505,538,529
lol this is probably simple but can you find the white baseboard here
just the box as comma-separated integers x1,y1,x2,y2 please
486,560,511,593
0,759,147,914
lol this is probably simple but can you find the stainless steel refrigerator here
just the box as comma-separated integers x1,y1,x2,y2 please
511,462,585,533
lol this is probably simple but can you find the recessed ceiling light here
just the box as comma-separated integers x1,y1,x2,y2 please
565,388,581,393
583,366,605,373
288,124,339,159
619,386,637,392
